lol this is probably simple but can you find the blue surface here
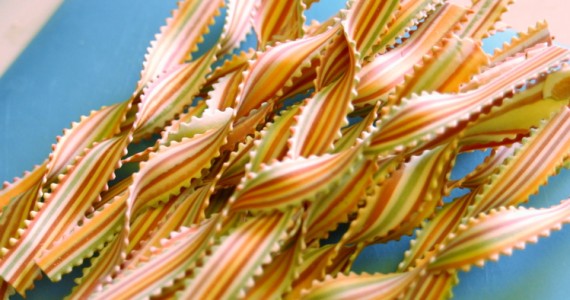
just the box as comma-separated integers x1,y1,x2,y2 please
1,1,570,299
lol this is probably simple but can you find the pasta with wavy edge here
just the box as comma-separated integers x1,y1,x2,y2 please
3,0,570,298
400,107,570,274
0,0,233,295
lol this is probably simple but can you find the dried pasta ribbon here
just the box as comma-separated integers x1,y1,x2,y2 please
460,64,570,150
304,159,376,243
453,145,518,189
203,49,254,90
288,32,359,157
226,102,274,151
429,199,570,272
353,2,469,107
367,45,569,157
244,232,304,299
12,2,235,290
218,0,257,56
206,68,245,111
47,102,130,182
0,162,46,212
91,217,218,299
461,43,551,91
346,140,457,245
36,194,127,280
125,196,178,257
129,120,230,213
394,35,489,98
399,190,477,272
288,244,359,299
67,229,127,299
491,20,551,64
122,145,224,272
334,104,378,152
236,28,337,118
4,0,570,298
402,271,458,300
0,133,129,294
178,210,297,299
0,280,12,299
249,105,301,171
138,0,224,89
470,106,570,215
301,268,424,300
134,48,219,141
457,0,514,40
344,0,400,57
0,162,46,254
218,137,257,187
401,106,570,272
370,0,443,55
253,0,305,48
232,145,362,212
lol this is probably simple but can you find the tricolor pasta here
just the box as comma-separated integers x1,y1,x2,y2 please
1,0,570,299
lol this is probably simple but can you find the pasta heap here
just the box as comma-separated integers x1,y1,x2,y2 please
2,0,570,299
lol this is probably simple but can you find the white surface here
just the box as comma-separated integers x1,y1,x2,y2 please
0,0,64,76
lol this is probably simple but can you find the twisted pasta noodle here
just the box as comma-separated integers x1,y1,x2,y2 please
3,0,570,298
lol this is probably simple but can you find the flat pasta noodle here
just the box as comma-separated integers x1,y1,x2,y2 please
428,199,570,272
134,48,219,141
289,32,359,157
249,104,301,172
218,0,257,56
370,0,443,55
36,193,127,280
470,106,570,215
235,28,337,118
178,210,297,299
401,107,570,272
129,122,230,213
3,0,570,298
244,232,304,299
288,244,358,299
122,181,217,271
491,20,552,64
353,2,469,107
218,137,257,187
0,134,130,294
0,162,47,253
253,0,305,48
344,0,400,58
399,190,478,272
393,35,489,98
460,65,570,150
452,145,518,190
367,45,569,157
304,159,376,243
233,145,363,212
457,0,514,40
67,228,128,299
402,271,458,300
90,217,218,299
301,268,423,300
346,140,458,246
47,102,130,182
137,0,225,89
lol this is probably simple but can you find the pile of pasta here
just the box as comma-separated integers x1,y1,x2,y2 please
2,0,570,298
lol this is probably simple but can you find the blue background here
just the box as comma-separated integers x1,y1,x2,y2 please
1,0,570,299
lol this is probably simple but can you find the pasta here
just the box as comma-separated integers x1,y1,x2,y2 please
1,0,570,299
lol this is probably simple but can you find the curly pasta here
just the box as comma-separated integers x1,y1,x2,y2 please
1,0,570,299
